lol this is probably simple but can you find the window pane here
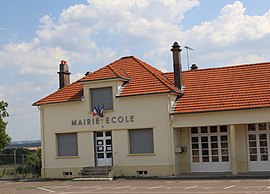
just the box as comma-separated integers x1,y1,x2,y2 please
211,136,217,142
130,129,154,154
220,135,228,141
193,157,199,162
222,156,229,162
192,137,198,142
201,127,208,133
220,125,227,132
191,127,198,134
259,123,266,130
212,156,219,162
57,133,78,156
210,126,217,133
91,87,113,110
248,124,256,131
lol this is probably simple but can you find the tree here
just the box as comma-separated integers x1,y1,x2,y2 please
25,148,41,176
0,100,11,150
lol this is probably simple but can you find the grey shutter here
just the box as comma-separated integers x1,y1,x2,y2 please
130,129,154,154
57,133,78,156
91,87,113,110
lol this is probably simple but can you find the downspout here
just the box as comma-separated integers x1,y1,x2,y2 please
39,106,46,178
168,94,175,176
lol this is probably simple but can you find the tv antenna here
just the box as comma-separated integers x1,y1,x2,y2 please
184,46,194,70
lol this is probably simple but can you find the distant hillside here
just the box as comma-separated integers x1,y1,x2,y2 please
6,140,41,148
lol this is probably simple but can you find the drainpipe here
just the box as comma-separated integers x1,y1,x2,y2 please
39,106,46,178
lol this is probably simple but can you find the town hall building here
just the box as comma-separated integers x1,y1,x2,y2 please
33,42,270,178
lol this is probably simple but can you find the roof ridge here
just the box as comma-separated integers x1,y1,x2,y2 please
132,57,181,93
184,61,270,72
108,64,121,78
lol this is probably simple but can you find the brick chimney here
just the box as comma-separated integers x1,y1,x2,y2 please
58,60,71,89
171,42,182,89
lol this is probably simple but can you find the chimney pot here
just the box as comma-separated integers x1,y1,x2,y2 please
190,64,198,70
58,60,71,89
171,42,182,89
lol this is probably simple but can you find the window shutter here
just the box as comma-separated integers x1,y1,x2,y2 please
130,129,154,154
57,133,78,156
91,87,113,110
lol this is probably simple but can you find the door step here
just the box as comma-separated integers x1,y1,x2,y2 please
79,166,112,178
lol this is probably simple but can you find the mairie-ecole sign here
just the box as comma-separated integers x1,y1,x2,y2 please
71,115,135,126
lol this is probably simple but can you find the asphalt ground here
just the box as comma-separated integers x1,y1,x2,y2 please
2,178,270,194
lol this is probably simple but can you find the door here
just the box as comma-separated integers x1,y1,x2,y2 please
95,131,112,166
247,123,270,171
191,125,230,172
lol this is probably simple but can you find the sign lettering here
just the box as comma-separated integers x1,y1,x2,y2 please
71,115,135,126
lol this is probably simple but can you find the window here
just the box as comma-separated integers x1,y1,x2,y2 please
90,87,113,111
57,133,78,156
129,129,154,154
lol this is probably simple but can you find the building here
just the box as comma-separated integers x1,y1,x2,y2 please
33,42,270,178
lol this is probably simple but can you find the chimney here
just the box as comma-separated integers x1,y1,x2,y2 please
58,60,71,89
171,42,182,89
190,63,198,70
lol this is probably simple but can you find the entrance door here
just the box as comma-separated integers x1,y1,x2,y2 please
247,123,270,171
191,125,230,172
95,131,112,167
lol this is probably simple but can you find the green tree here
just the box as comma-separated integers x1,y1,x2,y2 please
25,148,41,176
0,100,11,150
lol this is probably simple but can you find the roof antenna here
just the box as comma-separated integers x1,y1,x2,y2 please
184,46,194,70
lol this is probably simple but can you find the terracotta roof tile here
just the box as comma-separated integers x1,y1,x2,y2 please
33,56,180,106
170,62,270,114
32,80,83,106
33,57,270,113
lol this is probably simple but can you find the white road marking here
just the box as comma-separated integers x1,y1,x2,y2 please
37,187,56,193
224,185,235,190
113,185,131,189
267,186,270,189
147,185,163,190
184,185,198,190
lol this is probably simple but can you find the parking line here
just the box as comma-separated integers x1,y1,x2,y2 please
184,185,198,190
113,185,131,189
37,187,56,193
147,185,163,190
224,185,235,190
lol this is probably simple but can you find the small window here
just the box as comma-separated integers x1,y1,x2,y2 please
91,87,113,111
129,129,154,154
57,133,78,156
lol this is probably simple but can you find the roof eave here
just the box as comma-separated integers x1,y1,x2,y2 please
32,98,83,107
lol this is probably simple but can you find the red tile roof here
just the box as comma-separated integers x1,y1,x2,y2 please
169,62,270,114
33,80,83,106
33,57,270,114
33,56,181,106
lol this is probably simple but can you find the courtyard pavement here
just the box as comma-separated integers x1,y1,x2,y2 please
2,177,270,193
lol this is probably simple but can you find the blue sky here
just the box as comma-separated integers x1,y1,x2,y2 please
1,0,270,141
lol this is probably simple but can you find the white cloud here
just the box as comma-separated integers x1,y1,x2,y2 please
187,1,270,46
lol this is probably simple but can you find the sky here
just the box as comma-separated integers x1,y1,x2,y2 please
0,0,270,141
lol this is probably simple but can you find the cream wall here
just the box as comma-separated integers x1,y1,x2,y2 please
235,124,248,173
172,108,270,127
171,109,267,175
173,127,191,175
40,79,174,178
